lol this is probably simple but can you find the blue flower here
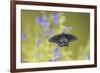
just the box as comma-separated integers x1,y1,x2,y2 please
22,32,26,40
53,13,60,24
36,16,50,27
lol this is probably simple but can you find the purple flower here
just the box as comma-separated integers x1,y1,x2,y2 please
55,48,60,53
49,28,54,35
36,16,50,27
49,48,62,62
43,32,47,36
43,32,47,37
53,48,62,57
42,21,50,27
22,32,26,40
36,39,41,48
37,16,45,23
53,13,60,24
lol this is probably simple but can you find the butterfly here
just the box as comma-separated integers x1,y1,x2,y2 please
48,32,77,47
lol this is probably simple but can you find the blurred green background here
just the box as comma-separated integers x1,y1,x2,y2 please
21,10,90,63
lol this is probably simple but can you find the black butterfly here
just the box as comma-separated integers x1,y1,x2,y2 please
48,33,77,47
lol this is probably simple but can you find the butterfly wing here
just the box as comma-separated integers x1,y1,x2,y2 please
64,34,77,42
48,34,61,43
